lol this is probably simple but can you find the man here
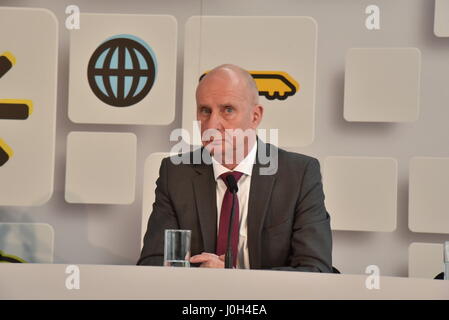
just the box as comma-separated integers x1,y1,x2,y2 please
137,64,332,272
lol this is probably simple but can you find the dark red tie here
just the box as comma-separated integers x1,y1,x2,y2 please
216,171,244,267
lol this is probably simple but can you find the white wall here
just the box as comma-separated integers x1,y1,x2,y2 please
0,0,448,277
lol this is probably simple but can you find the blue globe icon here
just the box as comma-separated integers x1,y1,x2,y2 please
87,34,157,107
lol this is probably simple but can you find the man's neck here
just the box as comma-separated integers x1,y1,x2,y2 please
222,163,238,170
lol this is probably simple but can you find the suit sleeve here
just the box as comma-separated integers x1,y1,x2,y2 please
271,158,333,273
137,157,180,266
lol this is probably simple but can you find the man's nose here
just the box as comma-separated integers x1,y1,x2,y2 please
205,111,224,131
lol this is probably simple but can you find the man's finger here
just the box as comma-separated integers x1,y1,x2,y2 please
190,252,217,263
190,255,210,263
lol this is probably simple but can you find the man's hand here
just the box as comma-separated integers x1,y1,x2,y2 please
190,252,225,268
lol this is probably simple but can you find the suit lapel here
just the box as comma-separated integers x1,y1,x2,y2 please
192,152,217,254
248,140,277,269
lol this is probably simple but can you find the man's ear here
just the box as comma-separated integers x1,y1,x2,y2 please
252,105,264,127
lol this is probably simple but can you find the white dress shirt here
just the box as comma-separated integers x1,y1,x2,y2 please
211,141,257,269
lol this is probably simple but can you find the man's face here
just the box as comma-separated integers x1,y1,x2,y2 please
196,71,260,160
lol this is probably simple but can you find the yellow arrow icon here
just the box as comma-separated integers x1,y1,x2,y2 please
0,51,33,167
0,99,33,119
0,51,15,78
0,138,13,166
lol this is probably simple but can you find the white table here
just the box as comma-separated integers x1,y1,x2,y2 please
0,264,448,299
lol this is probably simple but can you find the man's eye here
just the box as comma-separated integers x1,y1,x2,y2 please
224,106,233,113
200,108,211,114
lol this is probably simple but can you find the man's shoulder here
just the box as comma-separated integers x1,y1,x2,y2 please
158,142,320,172
160,147,210,170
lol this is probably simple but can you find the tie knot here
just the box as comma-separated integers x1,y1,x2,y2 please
220,171,244,190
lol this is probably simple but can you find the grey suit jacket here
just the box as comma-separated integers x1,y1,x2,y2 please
137,139,333,272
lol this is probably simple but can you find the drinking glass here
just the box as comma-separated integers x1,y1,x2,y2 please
164,229,191,267
444,241,448,280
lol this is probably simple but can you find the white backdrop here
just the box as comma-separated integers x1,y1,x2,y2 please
0,0,448,277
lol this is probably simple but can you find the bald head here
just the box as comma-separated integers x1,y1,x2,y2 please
197,64,259,105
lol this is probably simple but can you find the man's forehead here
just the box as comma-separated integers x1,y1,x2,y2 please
197,85,249,101
197,75,249,98
198,70,242,89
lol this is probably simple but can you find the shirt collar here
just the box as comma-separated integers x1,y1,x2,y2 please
211,140,258,181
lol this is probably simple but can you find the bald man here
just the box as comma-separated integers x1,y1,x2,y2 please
138,64,333,272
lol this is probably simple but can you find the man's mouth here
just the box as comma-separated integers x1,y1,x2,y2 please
208,138,224,144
